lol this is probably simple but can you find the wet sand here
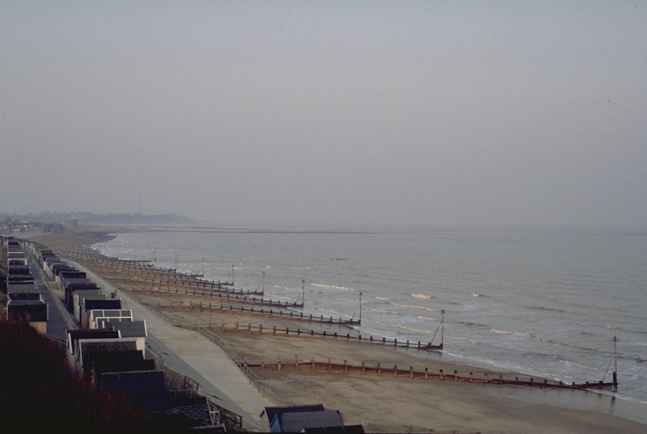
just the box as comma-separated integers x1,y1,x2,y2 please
28,229,647,433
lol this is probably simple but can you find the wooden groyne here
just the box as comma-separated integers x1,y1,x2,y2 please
59,248,262,296
125,285,304,308
157,300,360,326
195,322,442,352
240,358,617,391
109,277,262,297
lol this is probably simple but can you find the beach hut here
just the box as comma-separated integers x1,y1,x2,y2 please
38,249,54,261
7,281,36,294
104,319,147,355
88,309,133,329
6,251,26,267
66,329,119,356
262,405,345,433
64,280,100,309
77,338,140,373
57,270,86,287
279,410,344,433
43,257,64,277
51,264,76,282
6,299,48,334
96,316,133,328
7,265,30,274
80,299,122,328
303,425,365,433
55,268,84,286
7,291,41,301
97,370,168,410
7,265,33,284
73,291,104,321
86,349,155,382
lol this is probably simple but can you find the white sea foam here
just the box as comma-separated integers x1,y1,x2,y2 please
395,304,435,313
411,292,432,300
491,328,514,335
312,283,355,292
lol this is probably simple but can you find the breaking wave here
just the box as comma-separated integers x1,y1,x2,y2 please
312,283,355,292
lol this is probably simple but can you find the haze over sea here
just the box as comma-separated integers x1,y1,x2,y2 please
94,225,647,405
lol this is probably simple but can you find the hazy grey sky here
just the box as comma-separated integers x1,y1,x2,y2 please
1,1,646,227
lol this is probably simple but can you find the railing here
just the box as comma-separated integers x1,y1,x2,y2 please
206,397,243,431
147,343,244,431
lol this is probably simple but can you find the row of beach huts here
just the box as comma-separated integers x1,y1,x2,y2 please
1,236,366,432
0,236,241,431
1,237,48,332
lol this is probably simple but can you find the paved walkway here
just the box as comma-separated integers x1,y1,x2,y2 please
27,254,77,341
71,261,274,430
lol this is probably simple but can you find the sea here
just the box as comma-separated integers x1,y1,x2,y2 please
93,225,647,423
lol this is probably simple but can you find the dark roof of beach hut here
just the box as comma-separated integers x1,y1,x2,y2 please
262,404,326,429
108,320,147,338
84,299,122,311
279,410,344,433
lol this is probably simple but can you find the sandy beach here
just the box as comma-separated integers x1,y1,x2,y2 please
28,229,647,433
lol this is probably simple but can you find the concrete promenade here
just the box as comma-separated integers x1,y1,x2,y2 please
27,254,77,341
71,260,274,431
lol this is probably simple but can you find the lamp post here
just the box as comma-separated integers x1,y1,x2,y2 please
613,335,618,392
261,270,266,292
359,291,363,324
440,309,445,348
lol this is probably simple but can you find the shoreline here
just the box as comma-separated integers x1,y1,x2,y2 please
86,229,611,390
27,227,647,433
